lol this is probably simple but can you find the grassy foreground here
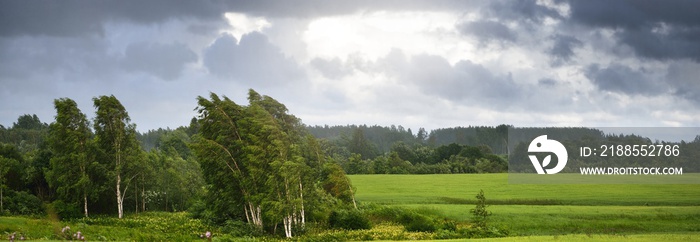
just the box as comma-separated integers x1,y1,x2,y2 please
415,233,700,242
349,174,700,237
0,212,218,241
2,174,698,241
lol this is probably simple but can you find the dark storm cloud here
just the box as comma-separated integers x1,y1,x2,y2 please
310,57,352,79
568,0,700,29
549,34,583,65
567,0,700,62
0,0,489,37
486,0,561,23
0,36,117,80
0,0,226,37
457,20,516,44
615,26,700,62
121,42,197,80
203,32,305,86
584,64,666,96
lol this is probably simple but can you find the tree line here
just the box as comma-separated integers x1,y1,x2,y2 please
3,90,697,238
307,125,509,174
0,97,205,220
0,90,358,238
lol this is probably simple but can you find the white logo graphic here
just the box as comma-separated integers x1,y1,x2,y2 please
528,135,568,174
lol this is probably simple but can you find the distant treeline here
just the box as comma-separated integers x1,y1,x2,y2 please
306,124,513,154
305,124,511,174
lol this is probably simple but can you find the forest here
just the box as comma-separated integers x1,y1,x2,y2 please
1,90,698,240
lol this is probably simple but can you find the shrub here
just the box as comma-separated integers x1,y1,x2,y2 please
470,189,491,228
328,209,371,230
221,220,261,237
48,200,81,219
441,219,457,231
398,212,437,232
4,190,44,216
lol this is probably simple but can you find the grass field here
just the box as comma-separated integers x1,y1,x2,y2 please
2,174,698,241
414,233,700,242
0,212,216,241
349,173,700,237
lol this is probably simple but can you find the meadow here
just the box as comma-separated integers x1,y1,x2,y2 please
349,173,700,239
2,173,699,241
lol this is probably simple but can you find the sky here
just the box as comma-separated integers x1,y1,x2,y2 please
1,0,700,132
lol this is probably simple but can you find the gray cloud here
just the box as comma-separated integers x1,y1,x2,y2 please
486,0,561,23
0,0,488,38
0,0,226,37
567,0,700,62
0,36,117,80
310,57,352,79
457,20,516,44
121,42,197,80
2,0,700,130
615,26,700,62
568,0,700,30
584,64,666,96
666,61,700,103
217,0,486,18
382,52,521,107
538,78,557,87
549,34,583,65
203,32,305,86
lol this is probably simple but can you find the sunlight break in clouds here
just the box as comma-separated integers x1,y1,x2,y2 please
223,12,272,43
303,11,473,63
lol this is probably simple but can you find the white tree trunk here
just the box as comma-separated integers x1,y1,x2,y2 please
84,192,89,218
117,173,123,219
283,214,292,238
299,181,305,226
244,205,251,224
246,203,263,227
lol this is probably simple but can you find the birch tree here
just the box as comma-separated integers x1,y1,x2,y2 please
93,95,141,219
193,90,356,238
47,98,95,218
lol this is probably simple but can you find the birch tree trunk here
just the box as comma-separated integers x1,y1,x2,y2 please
299,181,305,227
84,192,88,218
283,214,292,238
141,182,145,212
117,173,123,218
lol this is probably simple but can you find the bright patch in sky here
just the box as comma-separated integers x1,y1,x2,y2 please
303,11,473,63
224,13,272,42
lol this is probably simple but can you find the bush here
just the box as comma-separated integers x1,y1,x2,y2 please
221,220,262,237
365,205,438,232
399,212,437,232
48,200,81,220
3,190,44,216
471,189,491,228
328,209,371,230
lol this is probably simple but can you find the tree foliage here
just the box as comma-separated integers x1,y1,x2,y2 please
471,189,491,228
93,95,144,219
46,98,97,218
192,90,355,238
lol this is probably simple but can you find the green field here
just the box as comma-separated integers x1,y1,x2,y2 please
2,174,699,241
350,173,700,238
